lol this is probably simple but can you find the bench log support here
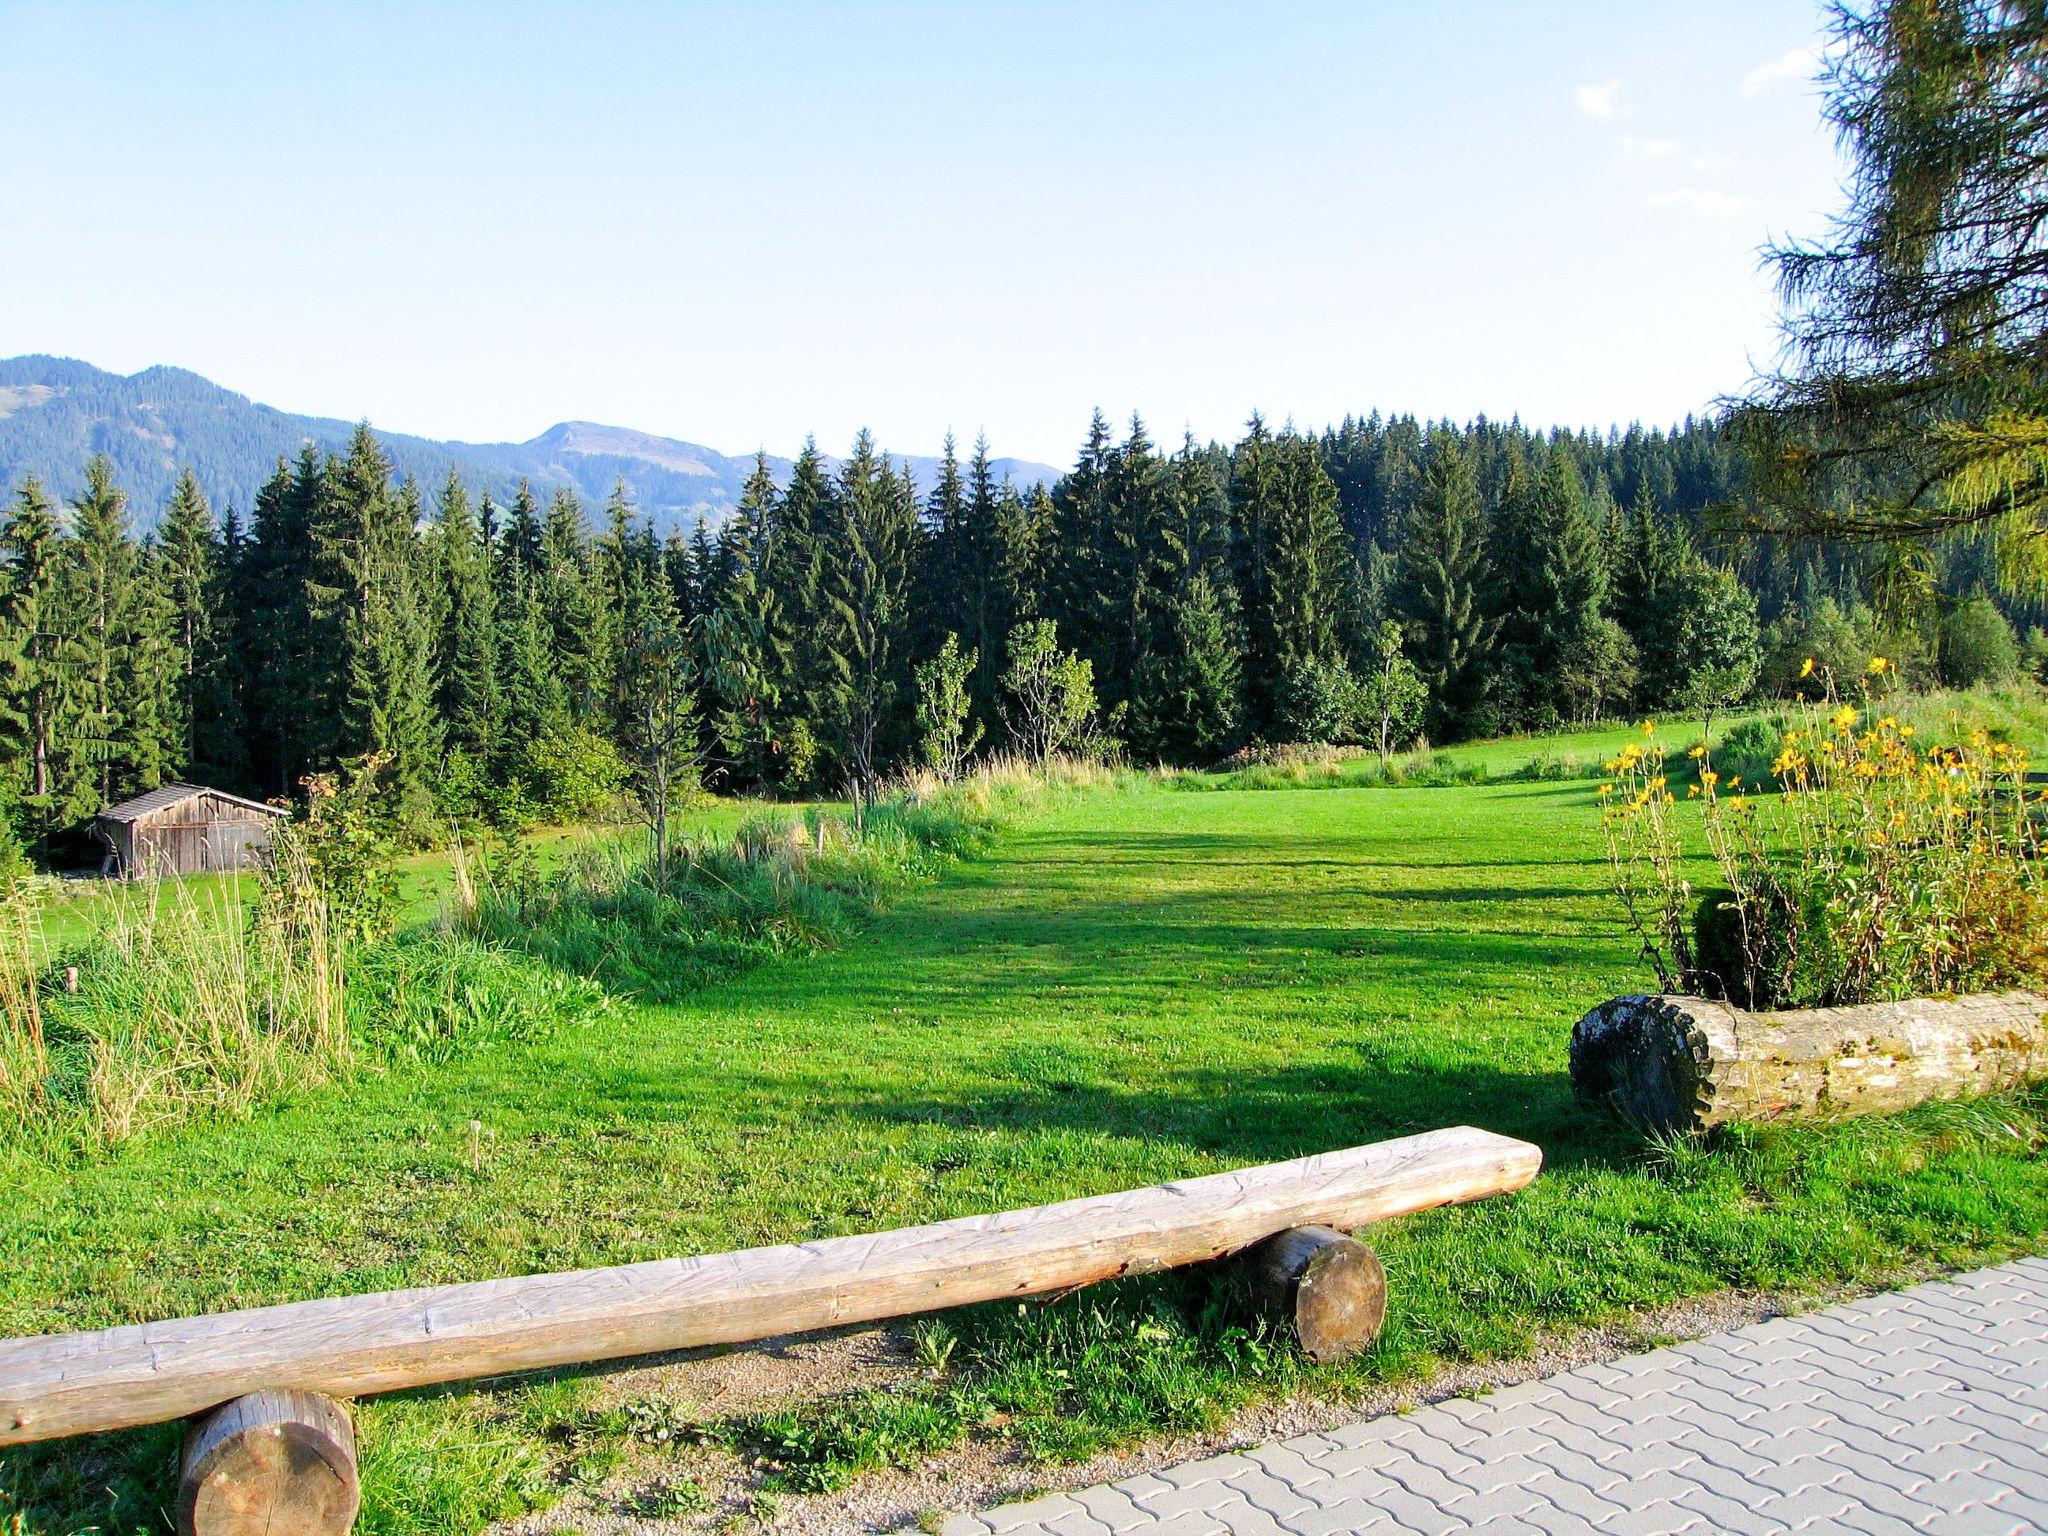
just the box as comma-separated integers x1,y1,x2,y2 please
1241,1224,1387,1362
177,1389,359,1536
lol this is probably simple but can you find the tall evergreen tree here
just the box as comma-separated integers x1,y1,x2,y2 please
1131,436,1240,762
1394,434,1497,736
55,456,152,812
820,434,919,794
430,470,501,767
0,476,67,842
699,454,783,786
325,433,442,827
155,467,233,779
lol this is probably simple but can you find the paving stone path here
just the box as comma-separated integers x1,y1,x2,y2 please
945,1258,2048,1536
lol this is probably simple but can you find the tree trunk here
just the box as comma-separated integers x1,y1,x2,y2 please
1571,991,2048,1135
177,1389,358,1536
1239,1225,1387,1363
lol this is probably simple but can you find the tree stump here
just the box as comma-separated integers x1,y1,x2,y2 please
1241,1225,1387,1362
177,1390,359,1536
1571,991,2048,1136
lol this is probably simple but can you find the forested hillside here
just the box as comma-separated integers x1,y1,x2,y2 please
0,356,1059,537
2,407,2042,859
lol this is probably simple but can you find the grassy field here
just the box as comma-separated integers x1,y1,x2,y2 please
30,799,803,952
5,750,2047,1532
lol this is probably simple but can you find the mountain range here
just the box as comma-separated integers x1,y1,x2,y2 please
0,356,1062,536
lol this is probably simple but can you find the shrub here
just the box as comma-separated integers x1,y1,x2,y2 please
1600,662,2047,1007
1001,622,1098,766
1707,717,1785,790
1939,597,2022,688
1270,658,1355,746
519,726,631,824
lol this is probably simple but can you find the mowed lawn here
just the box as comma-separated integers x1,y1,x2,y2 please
5,780,1632,1333
6,776,2046,1528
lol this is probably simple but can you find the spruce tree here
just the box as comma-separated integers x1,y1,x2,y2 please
1131,436,1241,763
430,470,501,768
0,476,67,843
820,433,919,795
156,467,226,777
1394,435,1496,738
55,456,144,813
326,433,442,829
764,439,835,757
699,454,783,786
540,487,606,724
243,450,332,794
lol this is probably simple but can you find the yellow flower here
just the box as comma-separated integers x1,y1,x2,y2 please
1641,719,1657,737
1830,704,1859,732
1688,744,1707,759
1799,657,1817,678
1868,656,1890,674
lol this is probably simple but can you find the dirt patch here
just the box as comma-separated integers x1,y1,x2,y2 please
495,1262,1960,1536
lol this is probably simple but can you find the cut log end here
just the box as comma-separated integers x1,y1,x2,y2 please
1243,1225,1387,1363
177,1390,359,1536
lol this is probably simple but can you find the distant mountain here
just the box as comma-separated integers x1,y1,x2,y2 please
0,356,1061,536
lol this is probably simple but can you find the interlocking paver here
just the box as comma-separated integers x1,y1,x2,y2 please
943,1260,2048,1536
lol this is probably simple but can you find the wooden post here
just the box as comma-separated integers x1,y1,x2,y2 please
176,1389,359,1536
1240,1225,1386,1363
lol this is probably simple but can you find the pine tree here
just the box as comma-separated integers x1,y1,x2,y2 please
155,467,227,777
244,447,337,793
0,476,67,843
1233,419,1348,727
1048,409,1117,681
496,562,569,778
699,454,783,786
1131,436,1241,763
1394,435,1497,737
498,480,544,586
820,433,919,795
430,470,500,768
55,456,145,813
764,439,835,756
1100,414,1168,716
325,433,442,828
540,487,606,724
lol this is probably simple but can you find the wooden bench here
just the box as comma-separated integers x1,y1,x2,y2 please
0,1125,1541,1535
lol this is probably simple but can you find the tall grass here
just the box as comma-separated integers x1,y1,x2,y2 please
1,836,610,1158
464,755,1123,1002
0,882,49,1137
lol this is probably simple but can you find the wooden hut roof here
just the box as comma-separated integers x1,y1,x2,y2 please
96,783,289,825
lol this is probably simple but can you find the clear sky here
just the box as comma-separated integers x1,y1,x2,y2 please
0,1,1845,466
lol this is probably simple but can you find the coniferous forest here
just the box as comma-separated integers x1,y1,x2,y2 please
2,407,2043,856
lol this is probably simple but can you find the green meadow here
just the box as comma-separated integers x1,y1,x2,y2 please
5,753,2047,1533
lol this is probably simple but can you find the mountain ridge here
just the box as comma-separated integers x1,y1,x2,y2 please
0,355,1061,535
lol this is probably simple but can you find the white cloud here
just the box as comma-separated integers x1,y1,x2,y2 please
1621,135,1678,162
1689,151,1737,178
1646,187,1747,218
1574,80,1627,122
1742,45,1820,95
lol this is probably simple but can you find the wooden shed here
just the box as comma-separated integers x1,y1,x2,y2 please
94,783,289,878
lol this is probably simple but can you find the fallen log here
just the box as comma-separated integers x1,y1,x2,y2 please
1571,991,2048,1136
0,1125,1540,1445
1239,1225,1387,1363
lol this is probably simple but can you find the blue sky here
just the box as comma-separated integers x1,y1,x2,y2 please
1,1,1844,465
